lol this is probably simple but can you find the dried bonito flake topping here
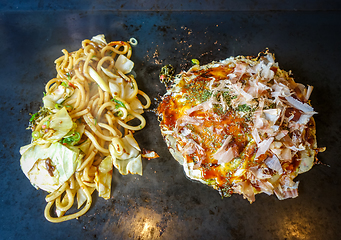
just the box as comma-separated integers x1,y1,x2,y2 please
157,51,324,203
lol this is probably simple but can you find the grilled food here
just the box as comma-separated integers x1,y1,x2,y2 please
157,51,323,202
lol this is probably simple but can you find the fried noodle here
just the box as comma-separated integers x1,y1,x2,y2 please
20,35,150,222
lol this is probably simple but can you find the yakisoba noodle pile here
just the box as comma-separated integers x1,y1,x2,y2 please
19,35,152,222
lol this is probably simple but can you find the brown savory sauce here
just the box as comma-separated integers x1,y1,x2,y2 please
44,157,55,177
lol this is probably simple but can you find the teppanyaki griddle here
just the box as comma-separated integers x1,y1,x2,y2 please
0,3,340,240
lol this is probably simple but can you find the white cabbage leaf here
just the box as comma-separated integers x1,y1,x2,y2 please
20,142,81,192
77,186,95,209
108,76,125,99
43,85,66,110
129,97,144,114
77,139,92,156
95,156,113,200
110,134,142,175
109,80,121,97
113,154,143,176
123,81,135,100
91,34,107,45
115,54,134,74
35,107,73,144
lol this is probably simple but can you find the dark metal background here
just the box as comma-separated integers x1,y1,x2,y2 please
1,1,340,239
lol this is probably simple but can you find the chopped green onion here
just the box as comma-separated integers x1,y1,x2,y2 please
29,112,39,122
61,138,71,145
61,81,69,88
32,130,42,139
72,131,81,142
61,131,81,146
111,98,126,109
191,59,200,65
65,105,74,111
114,111,123,117
55,103,63,110
65,72,71,80
237,104,252,112
28,107,52,130
129,37,138,46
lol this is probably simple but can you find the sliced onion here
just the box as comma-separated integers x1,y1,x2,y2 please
88,66,110,92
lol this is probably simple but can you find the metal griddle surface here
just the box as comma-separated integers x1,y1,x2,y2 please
0,3,340,240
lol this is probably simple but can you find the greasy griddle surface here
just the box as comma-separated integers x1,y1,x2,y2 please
1,8,340,240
